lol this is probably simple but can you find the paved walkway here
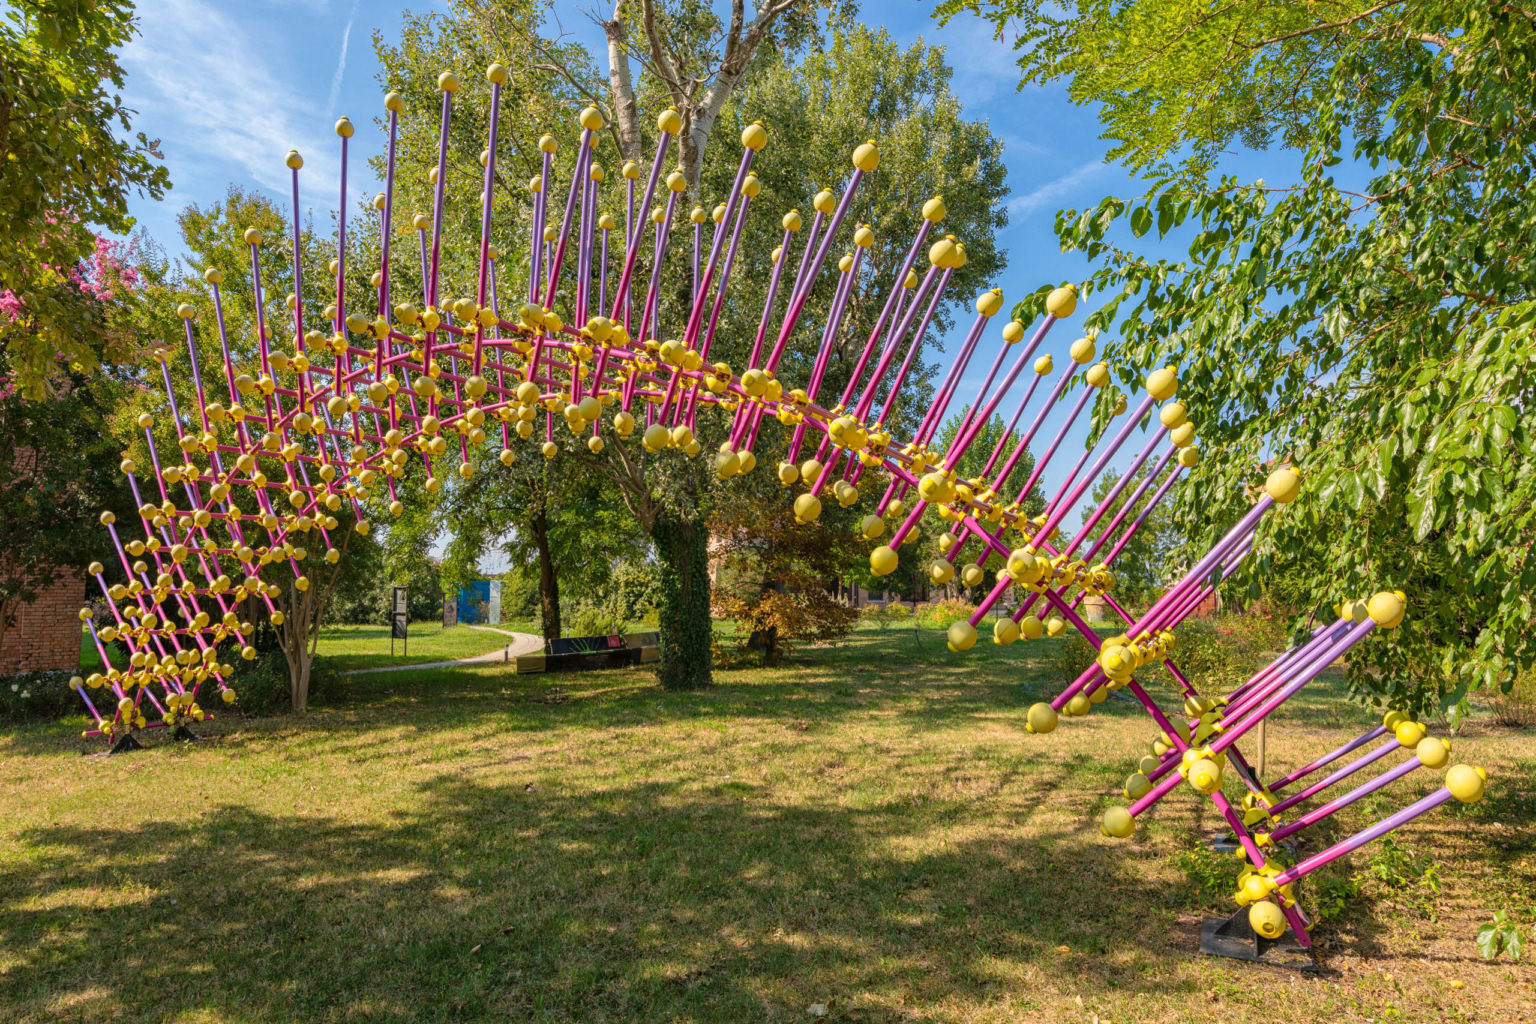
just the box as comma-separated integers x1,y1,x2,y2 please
345,624,543,675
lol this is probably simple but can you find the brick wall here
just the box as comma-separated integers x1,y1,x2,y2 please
1,571,85,674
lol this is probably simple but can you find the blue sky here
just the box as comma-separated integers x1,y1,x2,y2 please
118,0,1308,539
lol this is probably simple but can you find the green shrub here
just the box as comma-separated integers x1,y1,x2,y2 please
1048,633,1099,688
1488,667,1536,727
0,670,85,723
227,651,347,716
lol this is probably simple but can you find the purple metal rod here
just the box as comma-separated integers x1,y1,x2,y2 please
1269,755,1428,843
1271,725,1390,793
1267,735,1403,817
1210,618,1377,757
1270,788,1457,888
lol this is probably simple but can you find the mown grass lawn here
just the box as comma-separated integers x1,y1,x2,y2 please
4,625,1533,1023
315,621,539,673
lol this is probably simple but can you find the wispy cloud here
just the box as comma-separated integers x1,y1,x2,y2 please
326,0,360,117
122,0,342,199
1006,159,1110,217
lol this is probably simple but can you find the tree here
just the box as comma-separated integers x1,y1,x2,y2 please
599,0,858,189
710,501,861,662
953,1,1536,710
936,0,1436,179
0,0,171,396
118,188,378,711
0,369,137,665
375,7,1008,689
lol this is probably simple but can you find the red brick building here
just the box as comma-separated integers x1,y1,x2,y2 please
0,570,85,674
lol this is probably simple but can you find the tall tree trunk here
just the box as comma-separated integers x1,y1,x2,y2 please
651,508,712,689
531,506,562,643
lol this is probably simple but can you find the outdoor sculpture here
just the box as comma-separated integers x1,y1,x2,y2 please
65,65,1485,952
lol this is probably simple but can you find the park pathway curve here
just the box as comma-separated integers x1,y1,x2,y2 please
345,625,542,675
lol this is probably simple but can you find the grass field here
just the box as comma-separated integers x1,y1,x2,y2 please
315,621,539,673
4,625,1534,1023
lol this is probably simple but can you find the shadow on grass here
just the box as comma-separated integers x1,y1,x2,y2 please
4,762,1219,1024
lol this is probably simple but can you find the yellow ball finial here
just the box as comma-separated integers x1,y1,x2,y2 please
1101,806,1135,838
579,106,603,131
658,107,682,135
741,122,768,151
285,150,303,169
1044,284,1077,318
335,117,354,138
487,63,509,85
976,289,1004,317
1367,590,1405,628
1145,366,1177,400
1264,467,1301,504
437,71,461,93
1445,764,1486,803
922,195,947,222
384,91,404,112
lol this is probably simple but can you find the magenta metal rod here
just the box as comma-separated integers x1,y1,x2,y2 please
976,371,1045,481
1271,725,1390,793
681,148,754,347
606,132,670,323
843,271,955,430
475,80,503,307
1272,788,1456,888
1220,618,1353,724
1081,450,1177,563
942,320,1062,469
1269,755,1426,843
1268,736,1403,817
1211,619,1376,757
763,169,865,363
1051,504,1268,707
869,269,954,428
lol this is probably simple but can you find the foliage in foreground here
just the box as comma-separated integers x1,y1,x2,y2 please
949,0,1536,711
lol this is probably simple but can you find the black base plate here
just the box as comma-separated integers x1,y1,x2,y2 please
103,732,145,757
171,724,200,742
1199,908,1316,970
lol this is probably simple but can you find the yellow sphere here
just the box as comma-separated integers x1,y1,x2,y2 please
1145,366,1178,401
1394,720,1426,747
1383,709,1407,730
793,493,822,524
437,71,460,93
1368,590,1406,629
1069,336,1096,364
1125,773,1153,800
1101,806,1135,838
1445,764,1486,803
741,122,768,151
1159,401,1187,429
1171,422,1196,447
1044,285,1077,318
993,618,1020,645
1249,901,1288,940
860,514,886,540
929,560,955,586
1187,758,1223,795
1264,467,1302,504
947,620,977,652
851,140,879,172
1177,446,1201,468
1416,736,1451,769
579,106,603,131
1065,693,1090,716
1026,701,1058,734
1020,615,1044,640
658,108,682,135
869,545,898,577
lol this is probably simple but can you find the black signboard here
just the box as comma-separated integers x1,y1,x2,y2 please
390,586,408,655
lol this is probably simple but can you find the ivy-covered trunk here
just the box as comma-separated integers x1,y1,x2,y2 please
530,506,561,643
651,509,712,690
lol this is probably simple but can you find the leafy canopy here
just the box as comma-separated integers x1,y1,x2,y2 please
0,0,170,395
983,1,1536,710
